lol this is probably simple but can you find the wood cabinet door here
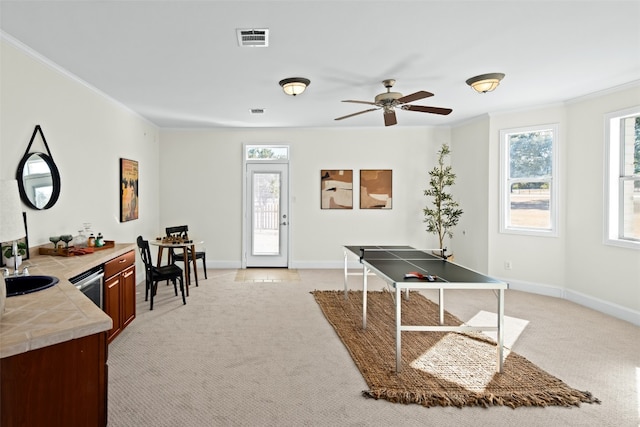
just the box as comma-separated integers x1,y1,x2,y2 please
104,274,122,342
121,265,136,329
104,250,136,343
1,332,108,427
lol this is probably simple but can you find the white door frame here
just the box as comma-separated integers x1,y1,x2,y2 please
242,160,290,268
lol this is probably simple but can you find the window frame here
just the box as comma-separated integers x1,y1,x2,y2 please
499,123,559,237
604,106,640,249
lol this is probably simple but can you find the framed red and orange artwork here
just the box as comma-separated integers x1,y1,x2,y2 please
120,158,139,222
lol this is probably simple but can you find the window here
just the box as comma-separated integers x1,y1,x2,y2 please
500,124,558,236
605,107,640,248
245,145,289,160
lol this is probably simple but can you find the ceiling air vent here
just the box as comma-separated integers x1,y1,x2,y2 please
250,108,265,115
237,29,269,47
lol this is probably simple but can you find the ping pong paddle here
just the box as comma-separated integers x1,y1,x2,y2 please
404,272,437,281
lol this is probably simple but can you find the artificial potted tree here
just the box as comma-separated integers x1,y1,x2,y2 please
2,242,27,269
423,143,463,259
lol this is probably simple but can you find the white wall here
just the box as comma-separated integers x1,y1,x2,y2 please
450,116,490,273
564,86,640,313
470,87,640,323
0,38,161,275
159,127,449,268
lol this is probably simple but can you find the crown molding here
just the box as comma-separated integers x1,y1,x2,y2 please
1,31,157,129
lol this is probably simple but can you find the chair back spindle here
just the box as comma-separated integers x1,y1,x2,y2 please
165,225,189,240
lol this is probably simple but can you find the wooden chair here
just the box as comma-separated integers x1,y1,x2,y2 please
137,236,185,310
165,225,207,285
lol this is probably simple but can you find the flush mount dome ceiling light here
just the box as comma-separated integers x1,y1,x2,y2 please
465,73,505,93
279,77,310,96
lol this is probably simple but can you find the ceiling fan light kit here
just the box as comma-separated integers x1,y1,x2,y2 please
335,79,452,126
466,73,505,93
279,77,310,96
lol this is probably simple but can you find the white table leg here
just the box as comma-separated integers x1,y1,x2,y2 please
439,288,444,325
498,288,505,373
343,250,348,299
362,264,368,329
396,284,402,373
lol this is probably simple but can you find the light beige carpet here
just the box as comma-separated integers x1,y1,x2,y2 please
106,269,638,426
234,268,301,282
312,290,600,409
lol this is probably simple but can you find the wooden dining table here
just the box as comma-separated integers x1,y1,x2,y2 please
149,238,202,296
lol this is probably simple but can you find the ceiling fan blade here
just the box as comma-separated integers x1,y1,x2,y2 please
384,110,397,126
342,99,378,106
334,108,379,121
396,90,434,104
402,105,453,115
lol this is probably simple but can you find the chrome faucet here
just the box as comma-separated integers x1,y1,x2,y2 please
3,266,29,277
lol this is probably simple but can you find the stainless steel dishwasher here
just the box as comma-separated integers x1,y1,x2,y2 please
69,265,104,309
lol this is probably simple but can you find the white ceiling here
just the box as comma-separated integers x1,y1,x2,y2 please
1,0,639,129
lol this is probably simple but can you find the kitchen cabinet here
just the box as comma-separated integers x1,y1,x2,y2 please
104,250,136,343
0,243,135,427
1,332,108,427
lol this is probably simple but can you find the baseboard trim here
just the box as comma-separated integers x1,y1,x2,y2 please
505,278,639,326
204,260,242,269
502,278,565,299
564,288,639,326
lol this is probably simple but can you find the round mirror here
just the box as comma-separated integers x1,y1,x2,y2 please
16,152,61,210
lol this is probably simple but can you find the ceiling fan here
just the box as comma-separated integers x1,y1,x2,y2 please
334,79,452,126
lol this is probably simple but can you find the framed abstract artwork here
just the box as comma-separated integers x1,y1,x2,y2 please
120,158,139,222
321,169,353,209
360,169,392,209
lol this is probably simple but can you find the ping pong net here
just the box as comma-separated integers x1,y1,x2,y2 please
357,246,450,261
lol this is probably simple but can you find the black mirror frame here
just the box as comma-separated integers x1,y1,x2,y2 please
16,125,61,210
16,152,61,210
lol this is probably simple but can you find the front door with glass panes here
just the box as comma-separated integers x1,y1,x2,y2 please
245,162,289,267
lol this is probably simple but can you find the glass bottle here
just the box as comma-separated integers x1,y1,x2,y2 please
87,233,96,247
73,229,87,248
96,233,104,247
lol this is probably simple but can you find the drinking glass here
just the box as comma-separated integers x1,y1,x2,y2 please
60,235,73,249
49,236,61,249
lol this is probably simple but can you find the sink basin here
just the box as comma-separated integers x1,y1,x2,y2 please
4,275,59,297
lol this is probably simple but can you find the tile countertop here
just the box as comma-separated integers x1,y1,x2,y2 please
0,243,136,359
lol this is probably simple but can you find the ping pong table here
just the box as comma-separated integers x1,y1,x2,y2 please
343,245,508,373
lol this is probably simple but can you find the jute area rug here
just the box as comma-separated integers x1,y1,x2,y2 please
312,290,600,409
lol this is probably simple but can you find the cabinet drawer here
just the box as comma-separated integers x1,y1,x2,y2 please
104,250,135,278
